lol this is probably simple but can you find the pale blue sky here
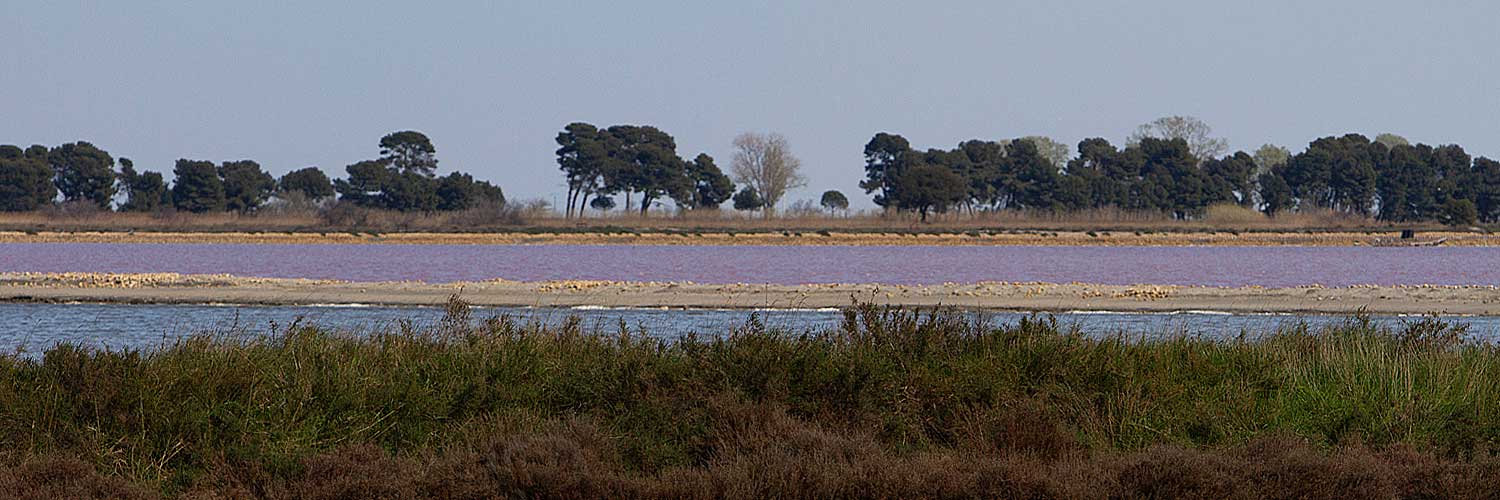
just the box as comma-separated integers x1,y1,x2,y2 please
4,1,1498,208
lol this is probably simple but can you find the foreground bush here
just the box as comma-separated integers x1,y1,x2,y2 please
2,303,1500,498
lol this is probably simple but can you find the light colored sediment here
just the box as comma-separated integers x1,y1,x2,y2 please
3,273,1499,315
0,230,1496,246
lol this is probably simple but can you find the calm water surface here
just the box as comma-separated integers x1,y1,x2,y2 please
3,303,1495,355
3,243,1499,286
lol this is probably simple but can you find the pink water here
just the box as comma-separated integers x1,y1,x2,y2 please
2,243,1497,286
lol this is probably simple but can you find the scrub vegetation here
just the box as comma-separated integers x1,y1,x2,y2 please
4,301,1500,498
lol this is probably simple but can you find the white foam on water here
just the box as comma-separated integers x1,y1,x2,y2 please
1173,310,1236,316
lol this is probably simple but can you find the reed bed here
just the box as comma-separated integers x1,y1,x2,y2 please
0,204,1416,235
3,303,1500,498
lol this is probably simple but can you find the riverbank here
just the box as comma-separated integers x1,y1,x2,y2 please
1,229,1496,246
4,272,1498,314
2,306,1495,498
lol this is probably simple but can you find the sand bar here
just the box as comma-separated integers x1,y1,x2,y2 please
0,230,1496,246
3,273,1498,315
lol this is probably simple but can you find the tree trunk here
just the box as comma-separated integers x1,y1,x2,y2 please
565,187,577,219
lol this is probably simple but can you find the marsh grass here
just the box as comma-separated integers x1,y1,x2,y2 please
3,302,1500,497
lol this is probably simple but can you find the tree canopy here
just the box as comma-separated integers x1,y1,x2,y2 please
278,167,336,201
333,160,439,212
8,122,1500,226
172,159,226,213
0,145,56,212
118,158,168,212
859,132,914,208
553,122,728,217
220,160,276,212
436,172,506,211
683,153,734,209
820,190,849,212
379,131,438,177
891,163,967,221
732,187,765,212
0,131,505,216
48,141,117,209
856,129,1500,223
327,131,506,213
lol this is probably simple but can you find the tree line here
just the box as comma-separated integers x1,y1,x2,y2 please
552,117,1499,225
9,118,1498,225
0,131,504,214
859,117,1500,224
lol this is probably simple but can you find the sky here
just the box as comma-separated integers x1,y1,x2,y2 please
4,1,1498,209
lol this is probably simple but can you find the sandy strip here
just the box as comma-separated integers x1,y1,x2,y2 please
3,273,1499,315
0,230,1496,246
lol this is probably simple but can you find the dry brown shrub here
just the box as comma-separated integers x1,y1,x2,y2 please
1236,436,1396,499
1107,445,1246,499
679,397,1077,499
261,419,650,500
19,412,1500,498
454,421,645,498
1204,203,1267,225
0,456,158,500
287,445,420,500
949,399,1081,460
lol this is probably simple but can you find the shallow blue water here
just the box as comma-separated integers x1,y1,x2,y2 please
2,303,1494,356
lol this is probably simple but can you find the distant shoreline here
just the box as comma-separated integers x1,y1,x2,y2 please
1,229,1496,246
4,273,1498,315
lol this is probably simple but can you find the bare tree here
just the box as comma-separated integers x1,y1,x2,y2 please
1128,115,1229,161
1252,144,1290,175
1019,136,1071,170
730,132,806,217
1374,133,1410,149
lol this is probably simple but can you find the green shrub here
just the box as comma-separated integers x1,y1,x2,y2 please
4,304,1500,495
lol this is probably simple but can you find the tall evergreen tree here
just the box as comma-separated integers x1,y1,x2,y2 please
682,153,734,209
278,167,336,201
118,158,168,212
1202,151,1257,207
333,160,393,209
891,162,967,222
0,145,57,211
860,133,914,208
436,172,505,211
604,125,687,215
379,131,438,177
1258,169,1295,215
1472,157,1500,223
219,160,275,212
48,141,116,209
555,122,611,217
171,159,226,213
